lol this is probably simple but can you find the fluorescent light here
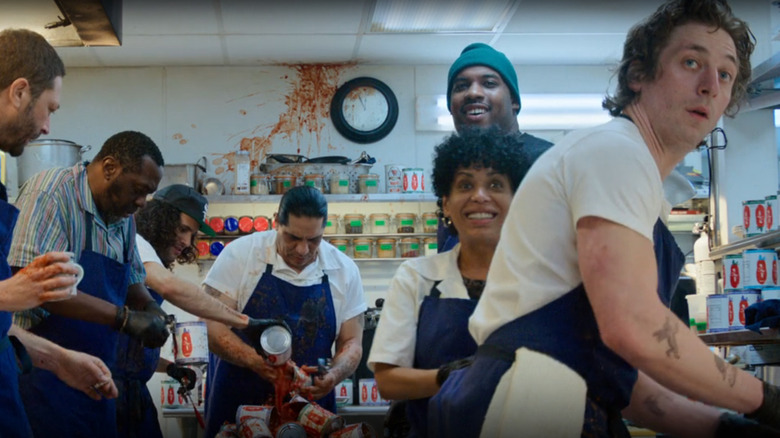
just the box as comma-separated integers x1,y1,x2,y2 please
417,93,610,131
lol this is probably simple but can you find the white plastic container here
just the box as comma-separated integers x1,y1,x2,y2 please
693,231,716,296
685,294,707,333
234,150,251,195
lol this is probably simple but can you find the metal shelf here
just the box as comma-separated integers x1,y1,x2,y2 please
206,193,437,204
699,328,780,346
709,229,780,258
197,233,437,240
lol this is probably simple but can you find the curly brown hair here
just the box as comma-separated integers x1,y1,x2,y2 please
135,199,197,269
603,0,755,118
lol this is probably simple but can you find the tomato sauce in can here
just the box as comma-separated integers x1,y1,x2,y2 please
743,249,777,289
727,290,760,330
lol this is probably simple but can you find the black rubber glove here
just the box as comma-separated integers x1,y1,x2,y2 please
166,364,197,390
241,317,292,355
436,356,474,387
717,412,780,437
116,306,170,348
746,381,780,430
143,300,168,321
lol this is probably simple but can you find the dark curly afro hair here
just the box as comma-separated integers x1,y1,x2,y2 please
432,126,532,236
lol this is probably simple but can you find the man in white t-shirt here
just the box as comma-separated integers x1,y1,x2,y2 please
202,186,366,437
429,1,780,437
116,184,257,438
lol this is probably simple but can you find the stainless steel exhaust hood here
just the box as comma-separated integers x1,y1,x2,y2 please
0,0,121,47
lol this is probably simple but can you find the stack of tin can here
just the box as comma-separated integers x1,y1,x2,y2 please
707,248,779,332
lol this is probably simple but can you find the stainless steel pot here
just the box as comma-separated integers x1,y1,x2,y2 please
16,139,91,187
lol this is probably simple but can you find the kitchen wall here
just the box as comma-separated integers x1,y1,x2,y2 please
5,63,615,197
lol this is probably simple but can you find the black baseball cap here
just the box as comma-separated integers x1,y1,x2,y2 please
153,184,216,237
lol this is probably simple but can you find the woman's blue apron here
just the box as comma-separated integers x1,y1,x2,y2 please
428,219,684,438
204,263,337,437
114,287,164,438
406,280,477,438
20,213,132,438
0,199,30,438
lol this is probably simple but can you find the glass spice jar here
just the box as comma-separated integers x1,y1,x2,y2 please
423,237,438,256
376,238,396,258
395,213,417,234
368,213,390,234
303,174,324,192
250,173,270,195
422,212,439,233
329,173,350,194
358,174,380,194
343,214,365,234
274,175,297,194
328,238,349,255
399,237,420,258
324,214,339,234
353,238,373,259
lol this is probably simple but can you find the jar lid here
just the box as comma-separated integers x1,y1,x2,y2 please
275,174,295,180
422,211,437,217
343,213,365,219
354,238,373,244
377,238,396,244
396,212,417,218
329,238,348,245
358,173,379,179
400,237,420,243
304,174,324,179
369,213,390,218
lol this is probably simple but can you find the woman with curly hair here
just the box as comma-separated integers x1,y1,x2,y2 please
367,127,531,438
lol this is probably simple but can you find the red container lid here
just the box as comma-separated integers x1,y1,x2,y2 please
196,241,210,257
238,216,254,234
209,217,225,233
253,216,270,232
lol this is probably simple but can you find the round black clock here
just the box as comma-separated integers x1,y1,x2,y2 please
330,77,398,144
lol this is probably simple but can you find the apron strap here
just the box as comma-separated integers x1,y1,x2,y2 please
1,335,33,374
476,343,514,362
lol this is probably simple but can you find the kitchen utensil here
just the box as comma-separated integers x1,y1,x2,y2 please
307,156,350,164
266,154,307,164
201,176,225,196
16,139,91,188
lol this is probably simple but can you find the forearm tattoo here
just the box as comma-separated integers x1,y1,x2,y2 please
204,285,221,298
643,394,667,417
714,356,737,387
652,316,680,359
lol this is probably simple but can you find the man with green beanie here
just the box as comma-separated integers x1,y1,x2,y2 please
438,42,553,252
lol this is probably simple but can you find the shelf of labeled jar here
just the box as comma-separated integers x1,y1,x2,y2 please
205,193,437,203
196,232,437,239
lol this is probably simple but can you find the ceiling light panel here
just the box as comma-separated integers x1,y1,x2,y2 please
371,0,514,33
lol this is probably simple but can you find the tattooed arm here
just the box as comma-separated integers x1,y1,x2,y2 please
623,371,721,437
201,284,279,382
577,217,762,414
144,262,248,328
302,314,363,400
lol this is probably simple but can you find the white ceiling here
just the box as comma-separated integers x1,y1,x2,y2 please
0,0,773,68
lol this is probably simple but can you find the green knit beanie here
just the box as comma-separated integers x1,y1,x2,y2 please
446,43,520,114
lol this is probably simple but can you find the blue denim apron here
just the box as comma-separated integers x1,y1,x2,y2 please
20,213,131,438
406,280,477,438
428,219,684,438
114,287,164,438
0,198,29,438
204,263,337,437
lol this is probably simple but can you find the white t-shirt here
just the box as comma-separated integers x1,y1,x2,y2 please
203,230,367,332
367,245,468,371
135,234,163,265
469,118,663,344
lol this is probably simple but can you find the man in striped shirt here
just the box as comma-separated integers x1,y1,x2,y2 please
0,28,120,438
10,130,170,438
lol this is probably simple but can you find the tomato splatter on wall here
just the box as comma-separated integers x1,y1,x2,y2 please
172,132,188,145
211,63,352,177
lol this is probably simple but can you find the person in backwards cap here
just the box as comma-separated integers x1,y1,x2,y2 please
438,42,553,252
116,184,275,438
